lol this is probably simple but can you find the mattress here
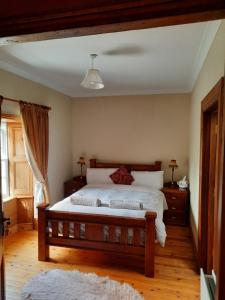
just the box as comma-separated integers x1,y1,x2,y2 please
50,183,167,246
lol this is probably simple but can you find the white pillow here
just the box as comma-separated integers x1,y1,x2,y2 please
131,171,164,190
86,168,117,184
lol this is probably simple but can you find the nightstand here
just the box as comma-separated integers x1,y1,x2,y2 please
162,186,189,226
64,176,86,197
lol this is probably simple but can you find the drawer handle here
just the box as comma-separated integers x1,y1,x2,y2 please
171,206,176,210
171,216,177,220
172,196,177,200
72,189,77,192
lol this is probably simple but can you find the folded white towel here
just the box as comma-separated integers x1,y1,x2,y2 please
70,196,101,207
109,200,143,210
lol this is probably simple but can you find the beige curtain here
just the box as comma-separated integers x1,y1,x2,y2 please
20,101,50,205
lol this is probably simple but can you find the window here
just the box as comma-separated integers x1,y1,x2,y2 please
0,118,33,200
1,122,9,198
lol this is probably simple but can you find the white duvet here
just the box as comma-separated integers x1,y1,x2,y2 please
50,183,167,246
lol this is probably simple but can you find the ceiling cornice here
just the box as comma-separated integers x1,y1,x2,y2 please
189,20,221,91
72,88,191,99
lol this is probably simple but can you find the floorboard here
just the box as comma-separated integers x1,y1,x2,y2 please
4,225,200,299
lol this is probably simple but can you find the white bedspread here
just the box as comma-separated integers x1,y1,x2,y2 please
50,183,167,246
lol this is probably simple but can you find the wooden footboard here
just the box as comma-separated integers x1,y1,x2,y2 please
38,204,156,277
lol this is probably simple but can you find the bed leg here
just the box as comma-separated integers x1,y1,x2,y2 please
145,212,157,277
38,203,49,261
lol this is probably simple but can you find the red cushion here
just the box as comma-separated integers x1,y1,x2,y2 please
110,166,134,185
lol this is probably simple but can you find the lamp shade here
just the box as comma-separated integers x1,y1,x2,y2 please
81,69,104,89
77,157,85,165
169,159,178,168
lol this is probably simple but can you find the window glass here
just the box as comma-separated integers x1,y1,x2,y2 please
1,122,9,198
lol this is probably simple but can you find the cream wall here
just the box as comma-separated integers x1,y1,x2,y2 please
0,69,73,204
72,94,190,182
2,21,223,215
189,21,225,245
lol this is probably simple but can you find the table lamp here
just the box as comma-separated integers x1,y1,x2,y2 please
169,159,178,186
77,157,85,179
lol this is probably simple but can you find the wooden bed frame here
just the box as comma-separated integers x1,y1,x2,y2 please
38,159,162,277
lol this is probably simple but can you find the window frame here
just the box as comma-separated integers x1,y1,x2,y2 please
1,114,33,200
1,121,9,199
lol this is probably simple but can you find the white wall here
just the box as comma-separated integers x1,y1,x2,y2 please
72,94,190,182
0,69,73,204
189,21,225,245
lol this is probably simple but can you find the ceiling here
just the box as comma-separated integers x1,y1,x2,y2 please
0,20,221,98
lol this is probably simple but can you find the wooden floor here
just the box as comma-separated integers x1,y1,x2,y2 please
4,226,199,300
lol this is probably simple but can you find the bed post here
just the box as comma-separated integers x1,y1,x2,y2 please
90,159,97,168
145,211,157,277
154,161,162,170
38,203,49,261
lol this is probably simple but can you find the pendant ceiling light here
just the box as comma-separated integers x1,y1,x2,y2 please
81,54,104,89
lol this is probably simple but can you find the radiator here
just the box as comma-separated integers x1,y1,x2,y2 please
200,268,215,300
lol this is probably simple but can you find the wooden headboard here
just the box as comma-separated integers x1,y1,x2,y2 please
90,159,161,171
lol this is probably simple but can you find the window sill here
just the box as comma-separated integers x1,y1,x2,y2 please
3,195,33,203
3,196,16,203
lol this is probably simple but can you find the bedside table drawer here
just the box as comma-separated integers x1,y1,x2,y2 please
64,186,79,197
166,198,186,211
163,211,186,225
164,192,186,201
69,185,79,194
64,177,86,197
164,192,186,209
68,182,80,189
67,182,80,191
162,187,189,226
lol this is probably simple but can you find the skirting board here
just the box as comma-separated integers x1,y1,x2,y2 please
7,224,18,235
18,223,33,231
33,218,38,230
7,223,33,236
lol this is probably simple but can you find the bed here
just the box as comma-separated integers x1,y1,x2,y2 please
38,159,166,277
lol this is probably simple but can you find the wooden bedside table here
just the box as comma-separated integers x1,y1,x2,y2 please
64,176,86,197
162,186,189,226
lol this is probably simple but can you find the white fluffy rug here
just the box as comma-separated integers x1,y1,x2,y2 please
21,269,144,300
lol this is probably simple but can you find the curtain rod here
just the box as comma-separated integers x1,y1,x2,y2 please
0,96,51,110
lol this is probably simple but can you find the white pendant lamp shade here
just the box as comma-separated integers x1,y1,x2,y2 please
81,54,104,90
81,69,104,89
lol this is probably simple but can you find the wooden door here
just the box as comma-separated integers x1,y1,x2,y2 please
199,78,224,276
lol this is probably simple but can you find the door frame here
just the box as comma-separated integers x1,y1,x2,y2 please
216,76,225,300
198,78,224,274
